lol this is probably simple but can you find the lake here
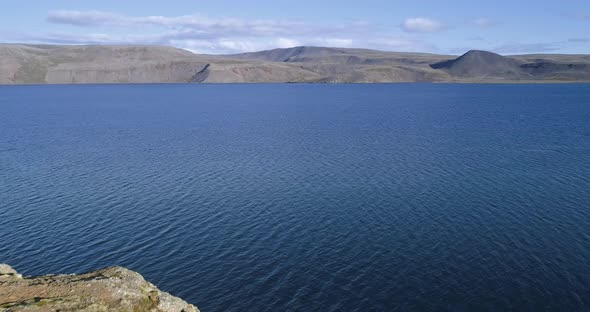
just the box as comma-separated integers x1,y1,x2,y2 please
1,84,590,311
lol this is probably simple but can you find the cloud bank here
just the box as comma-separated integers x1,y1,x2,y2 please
34,10,437,54
0,9,581,54
47,10,345,37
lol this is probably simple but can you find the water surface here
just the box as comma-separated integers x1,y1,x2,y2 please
1,84,590,311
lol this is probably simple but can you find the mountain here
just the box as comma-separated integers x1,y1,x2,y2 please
0,44,206,84
1,44,589,84
0,44,320,84
226,46,455,82
430,50,525,79
228,46,451,66
431,50,590,81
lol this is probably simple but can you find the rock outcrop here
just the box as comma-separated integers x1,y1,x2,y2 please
0,264,198,312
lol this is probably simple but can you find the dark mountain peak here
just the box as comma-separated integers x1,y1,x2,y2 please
455,50,508,63
431,50,506,68
430,50,524,78
462,49,501,56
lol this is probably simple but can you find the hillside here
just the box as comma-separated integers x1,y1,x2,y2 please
430,50,590,81
227,46,454,82
228,46,452,66
0,44,321,84
1,44,589,83
0,44,207,84
430,50,525,79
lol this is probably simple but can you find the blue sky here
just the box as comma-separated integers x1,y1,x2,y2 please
2,0,589,54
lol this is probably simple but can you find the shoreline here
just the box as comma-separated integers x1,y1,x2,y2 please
0,264,199,312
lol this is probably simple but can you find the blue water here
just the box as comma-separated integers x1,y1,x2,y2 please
1,84,590,311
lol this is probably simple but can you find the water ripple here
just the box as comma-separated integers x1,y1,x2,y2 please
1,84,590,311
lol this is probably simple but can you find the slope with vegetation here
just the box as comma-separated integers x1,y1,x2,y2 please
1,44,589,84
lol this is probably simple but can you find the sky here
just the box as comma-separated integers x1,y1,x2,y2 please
1,0,589,55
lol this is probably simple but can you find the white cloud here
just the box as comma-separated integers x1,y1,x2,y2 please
276,38,301,48
15,32,115,44
568,38,589,43
472,18,499,28
170,37,356,54
47,10,124,27
368,37,437,52
47,10,359,38
0,9,444,54
321,38,353,47
400,18,446,33
168,39,273,54
493,42,560,54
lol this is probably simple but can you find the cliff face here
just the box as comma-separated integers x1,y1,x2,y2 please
0,264,198,312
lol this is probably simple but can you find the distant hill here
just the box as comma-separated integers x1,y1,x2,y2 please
0,44,207,84
228,46,450,66
0,44,322,84
431,50,590,81
430,50,525,79
1,44,589,84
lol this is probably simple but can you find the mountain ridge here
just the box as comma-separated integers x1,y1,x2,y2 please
430,50,526,78
1,44,589,84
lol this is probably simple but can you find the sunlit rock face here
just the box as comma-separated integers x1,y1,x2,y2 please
0,264,199,312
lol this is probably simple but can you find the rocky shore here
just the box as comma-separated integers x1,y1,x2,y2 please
0,264,198,312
